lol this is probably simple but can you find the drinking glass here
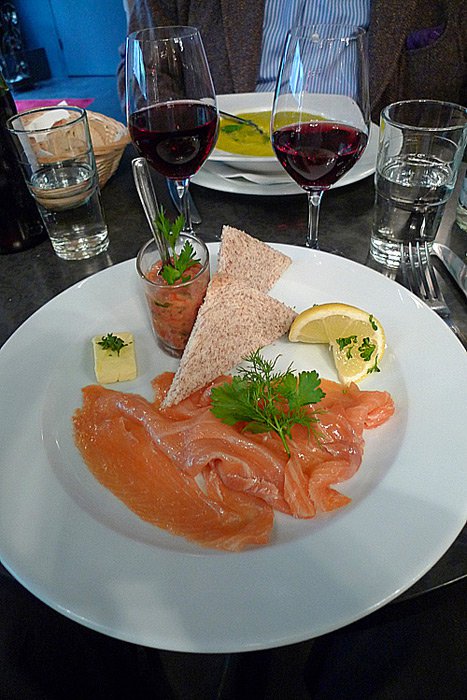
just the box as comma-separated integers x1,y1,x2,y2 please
271,25,370,249
7,106,109,260
370,100,467,268
136,234,210,356
125,26,219,233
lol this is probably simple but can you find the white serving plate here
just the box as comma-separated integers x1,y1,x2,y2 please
195,120,378,196
211,92,378,177
0,244,466,653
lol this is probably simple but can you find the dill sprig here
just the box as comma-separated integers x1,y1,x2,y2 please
210,350,325,456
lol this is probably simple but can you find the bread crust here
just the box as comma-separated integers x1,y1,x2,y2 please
162,230,295,407
217,226,292,292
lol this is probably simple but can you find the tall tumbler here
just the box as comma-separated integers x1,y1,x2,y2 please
7,106,109,260
370,100,467,268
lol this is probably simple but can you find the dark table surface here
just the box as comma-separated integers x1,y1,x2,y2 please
1,145,466,608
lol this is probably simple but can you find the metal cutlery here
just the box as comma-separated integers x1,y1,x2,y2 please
166,178,202,225
218,110,266,136
399,241,467,349
221,171,291,185
432,242,467,300
132,158,171,266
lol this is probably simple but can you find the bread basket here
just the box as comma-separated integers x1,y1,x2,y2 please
87,111,130,187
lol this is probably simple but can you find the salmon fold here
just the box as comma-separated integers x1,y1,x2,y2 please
73,374,395,551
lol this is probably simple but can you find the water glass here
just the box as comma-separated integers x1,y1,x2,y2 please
370,100,467,268
456,171,467,232
136,235,210,356
7,106,109,260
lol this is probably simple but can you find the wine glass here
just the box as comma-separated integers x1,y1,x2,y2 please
271,25,370,249
125,26,219,233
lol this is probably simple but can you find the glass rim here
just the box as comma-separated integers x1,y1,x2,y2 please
127,25,200,43
382,99,467,132
136,234,210,289
287,24,367,41
6,105,86,134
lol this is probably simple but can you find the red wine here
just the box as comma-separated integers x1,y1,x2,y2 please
272,121,367,189
0,71,46,253
129,101,218,179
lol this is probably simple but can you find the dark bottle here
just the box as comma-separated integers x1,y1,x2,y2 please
0,70,46,253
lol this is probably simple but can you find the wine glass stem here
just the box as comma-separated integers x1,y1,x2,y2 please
175,178,193,234
306,191,324,249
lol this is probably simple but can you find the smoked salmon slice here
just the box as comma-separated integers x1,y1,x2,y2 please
73,385,273,551
73,375,395,551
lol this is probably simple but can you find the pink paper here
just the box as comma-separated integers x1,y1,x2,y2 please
15,98,95,111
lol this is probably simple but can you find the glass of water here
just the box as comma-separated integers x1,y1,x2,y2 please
7,106,109,260
370,100,467,269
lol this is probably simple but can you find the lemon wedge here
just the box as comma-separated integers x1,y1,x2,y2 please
288,303,386,384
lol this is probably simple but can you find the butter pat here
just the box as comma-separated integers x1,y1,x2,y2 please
92,333,137,383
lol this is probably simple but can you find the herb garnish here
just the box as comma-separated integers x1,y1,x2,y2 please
210,350,325,456
336,335,358,359
97,333,128,355
220,122,269,143
358,337,376,362
335,333,380,374
155,209,200,285
367,358,381,374
221,124,243,134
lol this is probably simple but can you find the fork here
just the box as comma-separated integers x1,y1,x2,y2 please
399,241,467,349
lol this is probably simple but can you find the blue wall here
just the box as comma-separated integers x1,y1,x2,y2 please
15,0,127,78
15,0,67,77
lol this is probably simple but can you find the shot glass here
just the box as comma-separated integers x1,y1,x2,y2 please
7,106,109,260
136,234,210,356
370,100,467,268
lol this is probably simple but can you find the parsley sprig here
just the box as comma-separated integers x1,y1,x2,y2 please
335,315,381,375
221,124,243,134
336,335,358,359
336,334,380,370
97,333,128,355
210,351,326,456
220,121,270,144
155,209,200,285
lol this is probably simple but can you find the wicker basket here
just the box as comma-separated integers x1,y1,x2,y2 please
87,111,130,187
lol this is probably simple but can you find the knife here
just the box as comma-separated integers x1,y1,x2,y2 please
166,178,202,225
432,242,467,300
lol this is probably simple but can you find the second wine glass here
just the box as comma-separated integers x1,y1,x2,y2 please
126,26,219,233
271,25,370,249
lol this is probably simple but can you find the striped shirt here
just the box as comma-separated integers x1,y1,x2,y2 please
256,0,371,92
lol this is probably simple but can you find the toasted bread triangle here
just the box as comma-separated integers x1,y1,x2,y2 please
162,276,296,407
218,226,292,292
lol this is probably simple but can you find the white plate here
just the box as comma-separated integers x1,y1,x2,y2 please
213,91,278,172
196,120,379,196
1,246,466,653
210,91,378,177
193,160,304,196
